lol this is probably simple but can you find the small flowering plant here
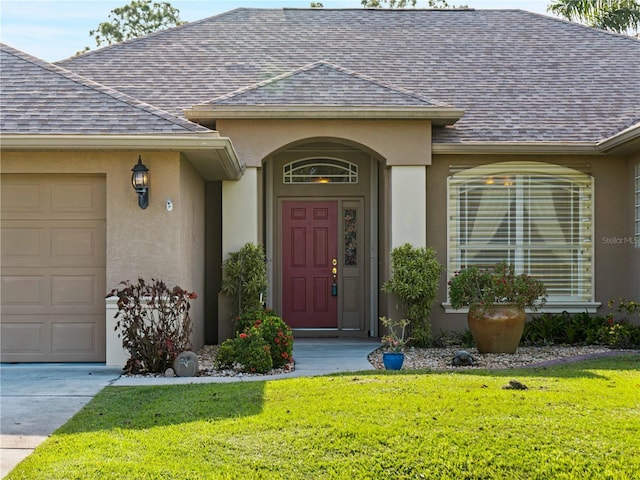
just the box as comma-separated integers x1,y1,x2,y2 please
448,262,547,312
380,316,410,353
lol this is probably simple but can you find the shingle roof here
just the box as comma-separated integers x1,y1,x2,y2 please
53,8,640,143
204,61,451,108
0,43,210,134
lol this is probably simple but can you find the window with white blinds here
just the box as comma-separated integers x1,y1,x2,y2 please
448,162,594,305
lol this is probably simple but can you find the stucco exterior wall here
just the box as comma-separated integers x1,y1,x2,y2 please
628,153,640,301
390,166,427,248
222,167,259,256
217,119,432,167
1,150,207,358
592,157,630,306
426,154,635,334
179,156,206,350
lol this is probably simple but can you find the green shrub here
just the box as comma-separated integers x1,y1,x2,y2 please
521,312,565,345
107,278,195,374
600,320,640,349
523,309,640,348
382,243,443,346
523,312,608,346
214,339,236,369
236,308,293,368
603,298,640,348
216,327,273,374
220,243,267,317
218,307,293,372
255,312,294,368
451,329,476,348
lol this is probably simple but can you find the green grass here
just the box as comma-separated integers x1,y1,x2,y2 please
8,355,640,479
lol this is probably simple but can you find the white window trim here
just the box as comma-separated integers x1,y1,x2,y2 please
442,302,601,314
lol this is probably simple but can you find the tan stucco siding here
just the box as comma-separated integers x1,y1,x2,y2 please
2,150,207,348
628,153,640,301
216,119,432,167
179,156,206,350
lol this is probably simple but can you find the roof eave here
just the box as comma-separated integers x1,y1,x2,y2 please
185,106,464,125
0,133,245,181
597,123,640,155
432,142,602,155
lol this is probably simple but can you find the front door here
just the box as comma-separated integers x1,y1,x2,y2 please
282,201,338,328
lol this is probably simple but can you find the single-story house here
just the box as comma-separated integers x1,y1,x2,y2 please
1,7,639,365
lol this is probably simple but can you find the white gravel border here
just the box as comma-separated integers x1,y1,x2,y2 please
368,345,637,371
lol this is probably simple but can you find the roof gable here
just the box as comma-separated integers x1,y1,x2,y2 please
189,60,463,124
205,61,450,108
0,43,210,135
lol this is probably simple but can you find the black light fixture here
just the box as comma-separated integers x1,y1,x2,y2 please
131,156,149,209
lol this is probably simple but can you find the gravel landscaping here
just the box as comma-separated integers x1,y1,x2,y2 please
367,345,637,370
188,344,638,378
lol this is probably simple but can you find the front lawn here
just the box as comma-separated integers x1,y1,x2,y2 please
8,356,639,479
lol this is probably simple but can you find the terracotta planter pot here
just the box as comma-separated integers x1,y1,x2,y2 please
467,304,526,354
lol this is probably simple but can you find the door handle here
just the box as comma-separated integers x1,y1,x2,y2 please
331,259,338,296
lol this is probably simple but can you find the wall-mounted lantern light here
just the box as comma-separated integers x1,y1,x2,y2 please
131,156,149,209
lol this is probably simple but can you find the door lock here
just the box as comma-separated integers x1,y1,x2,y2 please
331,258,338,296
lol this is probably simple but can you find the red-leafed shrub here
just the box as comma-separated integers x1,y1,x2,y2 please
108,278,196,374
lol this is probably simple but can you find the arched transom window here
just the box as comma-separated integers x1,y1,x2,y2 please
447,161,594,307
283,158,358,184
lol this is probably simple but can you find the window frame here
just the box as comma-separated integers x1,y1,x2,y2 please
283,157,358,184
444,161,599,313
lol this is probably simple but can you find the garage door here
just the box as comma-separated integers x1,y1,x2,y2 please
1,175,106,362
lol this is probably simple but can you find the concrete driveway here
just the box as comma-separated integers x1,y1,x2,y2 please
0,363,122,477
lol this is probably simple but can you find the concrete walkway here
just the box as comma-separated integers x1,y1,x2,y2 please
0,338,379,477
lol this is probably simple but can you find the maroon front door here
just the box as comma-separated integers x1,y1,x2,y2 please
282,201,338,328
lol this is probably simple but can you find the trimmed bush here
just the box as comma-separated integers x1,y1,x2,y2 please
216,327,273,374
235,307,294,368
220,243,267,317
382,243,443,346
217,308,293,372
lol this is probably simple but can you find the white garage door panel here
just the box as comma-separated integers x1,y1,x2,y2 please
1,175,106,362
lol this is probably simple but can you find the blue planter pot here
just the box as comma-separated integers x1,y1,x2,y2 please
382,352,404,370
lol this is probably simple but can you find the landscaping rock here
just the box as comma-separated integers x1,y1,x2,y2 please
451,350,475,366
174,351,198,377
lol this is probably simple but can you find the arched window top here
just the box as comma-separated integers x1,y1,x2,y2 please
283,158,358,184
449,161,591,185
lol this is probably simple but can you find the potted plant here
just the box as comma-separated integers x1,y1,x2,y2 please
379,316,410,370
448,262,547,353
